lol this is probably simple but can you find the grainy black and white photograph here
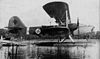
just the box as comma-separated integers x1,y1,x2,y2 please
0,0,99,59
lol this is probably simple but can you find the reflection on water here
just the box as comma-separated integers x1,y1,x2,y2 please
0,39,99,59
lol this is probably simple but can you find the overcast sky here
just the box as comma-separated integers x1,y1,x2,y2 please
0,0,99,31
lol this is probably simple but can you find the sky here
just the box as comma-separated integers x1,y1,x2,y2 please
0,0,99,31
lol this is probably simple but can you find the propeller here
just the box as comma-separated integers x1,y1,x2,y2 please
77,17,80,39
68,18,80,42
77,18,79,28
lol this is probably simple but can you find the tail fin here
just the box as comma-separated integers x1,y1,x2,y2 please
8,16,26,28
7,16,27,38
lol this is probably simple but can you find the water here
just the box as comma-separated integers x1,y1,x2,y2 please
0,39,99,59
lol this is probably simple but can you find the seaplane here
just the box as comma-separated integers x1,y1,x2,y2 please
0,1,94,48
0,1,95,59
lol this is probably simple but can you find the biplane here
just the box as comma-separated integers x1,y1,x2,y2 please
0,1,94,47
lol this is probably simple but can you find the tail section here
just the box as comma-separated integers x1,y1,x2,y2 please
8,16,26,28
7,16,27,38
